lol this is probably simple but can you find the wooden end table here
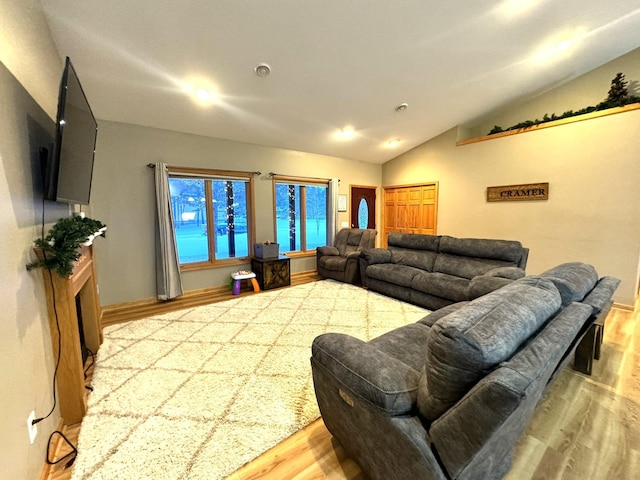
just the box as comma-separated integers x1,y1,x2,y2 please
251,255,291,290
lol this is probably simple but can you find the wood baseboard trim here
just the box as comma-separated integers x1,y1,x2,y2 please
613,302,635,312
101,270,322,326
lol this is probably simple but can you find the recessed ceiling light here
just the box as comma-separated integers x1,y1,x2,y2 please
255,63,271,77
183,79,219,106
387,138,400,147
340,126,355,138
196,88,210,101
395,103,408,112
333,126,356,141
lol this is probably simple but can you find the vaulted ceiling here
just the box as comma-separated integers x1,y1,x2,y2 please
41,1,640,163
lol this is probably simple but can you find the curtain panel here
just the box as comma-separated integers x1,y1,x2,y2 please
327,177,339,244
154,162,184,300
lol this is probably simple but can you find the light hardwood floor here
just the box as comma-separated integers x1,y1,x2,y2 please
44,284,639,480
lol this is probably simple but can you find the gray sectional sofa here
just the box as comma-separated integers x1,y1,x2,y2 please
311,262,620,480
360,233,529,310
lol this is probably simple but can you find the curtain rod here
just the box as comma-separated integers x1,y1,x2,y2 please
146,164,261,175
269,172,339,182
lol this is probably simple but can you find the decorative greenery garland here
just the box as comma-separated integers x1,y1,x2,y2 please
488,73,640,135
27,216,107,278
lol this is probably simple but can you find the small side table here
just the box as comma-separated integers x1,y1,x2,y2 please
251,255,291,290
230,271,260,295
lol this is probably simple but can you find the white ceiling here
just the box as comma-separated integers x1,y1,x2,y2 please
40,0,640,164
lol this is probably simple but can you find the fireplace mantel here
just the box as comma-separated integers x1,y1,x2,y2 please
41,245,102,425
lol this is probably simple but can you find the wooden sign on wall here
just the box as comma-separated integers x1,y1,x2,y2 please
487,182,549,202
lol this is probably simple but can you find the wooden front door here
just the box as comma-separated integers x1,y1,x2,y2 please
383,183,438,246
350,186,376,229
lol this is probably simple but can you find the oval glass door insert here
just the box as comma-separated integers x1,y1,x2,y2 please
357,198,369,229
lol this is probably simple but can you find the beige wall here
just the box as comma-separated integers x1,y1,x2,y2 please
0,1,65,479
91,121,382,305
467,47,640,139
383,50,640,306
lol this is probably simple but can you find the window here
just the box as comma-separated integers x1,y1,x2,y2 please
169,168,254,269
273,177,328,253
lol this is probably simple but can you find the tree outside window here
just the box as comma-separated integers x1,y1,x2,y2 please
274,178,327,253
169,169,253,268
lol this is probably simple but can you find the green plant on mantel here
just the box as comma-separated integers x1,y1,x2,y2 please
26,216,107,278
488,72,640,135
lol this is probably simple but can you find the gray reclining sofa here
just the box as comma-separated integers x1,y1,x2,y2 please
311,262,620,480
360,233,529,310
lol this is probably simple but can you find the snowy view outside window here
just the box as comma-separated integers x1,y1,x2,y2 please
275,182,327,252
169,176,250,264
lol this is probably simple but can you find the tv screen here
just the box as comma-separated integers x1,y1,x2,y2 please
45,57,98,205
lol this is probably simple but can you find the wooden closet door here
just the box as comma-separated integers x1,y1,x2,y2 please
382,183,438,246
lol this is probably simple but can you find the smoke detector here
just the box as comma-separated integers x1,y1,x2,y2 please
255,63,271,77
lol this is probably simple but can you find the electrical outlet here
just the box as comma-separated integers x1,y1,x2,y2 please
27,410,37,444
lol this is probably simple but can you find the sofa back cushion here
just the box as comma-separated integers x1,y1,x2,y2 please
334,228,377,256
417,276,562,422
429,301,593,479
433,253,517,279
438,236,525,264
388,233,440,271
540,262,599,306
388,232,441,251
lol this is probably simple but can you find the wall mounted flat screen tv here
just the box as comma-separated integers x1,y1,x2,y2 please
45,57,98,205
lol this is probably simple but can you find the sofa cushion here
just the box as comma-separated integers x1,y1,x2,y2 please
433,253,517,279
369,323,432,371
417,276,562,422
410,290,457,311
366,263,424,288
318,255,348,272
540,262,599,306
411,272,469,302
390,247,438,271
317,245,339,256
438,235,525,264
388,232,440,251
429,301,593,479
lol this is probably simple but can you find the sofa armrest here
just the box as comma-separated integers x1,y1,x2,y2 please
483,266,526,280
317,245,340,256
360,247,392,265
311,333,419,415
346,251,362,259
465,276,513,300
582,276,621,314
464,267,525,300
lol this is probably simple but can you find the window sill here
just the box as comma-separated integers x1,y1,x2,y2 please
282,250,317,259
180,257,250,272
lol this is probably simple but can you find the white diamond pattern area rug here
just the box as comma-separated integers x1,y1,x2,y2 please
70,280,430,480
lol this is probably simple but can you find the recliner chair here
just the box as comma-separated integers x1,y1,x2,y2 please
316,228,377,284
